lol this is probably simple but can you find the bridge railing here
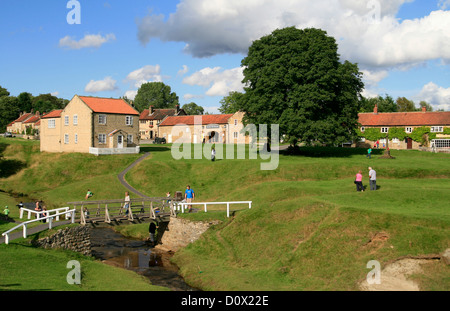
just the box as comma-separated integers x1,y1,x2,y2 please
67,197,173,225
19,207,71,222
2,209,76,245
173,201,252,218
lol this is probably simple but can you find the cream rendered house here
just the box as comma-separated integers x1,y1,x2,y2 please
40,95,140,155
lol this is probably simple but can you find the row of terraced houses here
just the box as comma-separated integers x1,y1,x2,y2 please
6,95,450,155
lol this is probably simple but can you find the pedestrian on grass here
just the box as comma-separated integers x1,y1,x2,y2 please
3,206,10,218
369,167,377,191
185,185,195,213
366,148,372,159
211,148,216,161
85,189,93,200
355,170,364,192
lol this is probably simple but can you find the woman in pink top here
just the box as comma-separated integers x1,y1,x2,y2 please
355,170,364,192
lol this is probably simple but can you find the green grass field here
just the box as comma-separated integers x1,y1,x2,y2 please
0,138,449,291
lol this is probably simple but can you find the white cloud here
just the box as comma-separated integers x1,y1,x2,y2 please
178,65,189,76
182,66,244,97
136,0,450,70
438,0,450,9
85,76,118,93
59,33,116,50
125,65,163,88
124,90,138,100
414,82,450,111
183,93,204,101
50,91,59,97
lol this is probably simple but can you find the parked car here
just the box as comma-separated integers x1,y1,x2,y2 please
4,132,12,137
153,137,166,144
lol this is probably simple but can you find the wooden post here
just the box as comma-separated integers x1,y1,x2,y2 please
23,224,27,239
80,205,86,225
105,204,111,223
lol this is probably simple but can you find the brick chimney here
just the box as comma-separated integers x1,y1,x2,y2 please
149,105,154,114
422,106,427,112
176,104,180,113
373,104,378,114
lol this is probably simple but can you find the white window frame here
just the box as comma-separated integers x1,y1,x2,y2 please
73,115,78,126
64,116,69,126
430,126,443,133
75,133,78,144
233,132,239,139
98,134,106,144
64,134,69,144
125,116,133,126
234,119,238,126
127,134,133,144
392,138,399,144
98,115,107,125
381,127,389,133
48,119,56,129
405,127,412,133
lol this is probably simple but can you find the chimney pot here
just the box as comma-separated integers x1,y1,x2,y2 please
373,104,378,114
422,106,426,112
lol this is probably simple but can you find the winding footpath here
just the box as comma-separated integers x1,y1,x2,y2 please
117,152,152,199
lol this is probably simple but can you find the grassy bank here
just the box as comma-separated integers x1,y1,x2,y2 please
1,138,449,291
125,144,450,291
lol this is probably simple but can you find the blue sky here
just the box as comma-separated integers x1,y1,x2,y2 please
1,0,449,113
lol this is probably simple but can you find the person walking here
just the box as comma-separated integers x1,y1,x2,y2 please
211,147,216,161
124,191,131,216
185,185,195,213
355,170,364,192
366,147,372,159
149,221,158,246
368,167,377,191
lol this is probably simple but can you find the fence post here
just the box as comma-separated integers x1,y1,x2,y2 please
204,203,207,213
20,208,23,219
249,201,252,209
23,224,27,239
227,202,230,218
49,217,53,230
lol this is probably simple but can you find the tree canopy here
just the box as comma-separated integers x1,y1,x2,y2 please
182,102,204,115
238,27,364,146
133,82,179,112
219,91,243,114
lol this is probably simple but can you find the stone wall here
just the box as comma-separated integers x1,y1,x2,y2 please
157,217,220,252
33,226,91,256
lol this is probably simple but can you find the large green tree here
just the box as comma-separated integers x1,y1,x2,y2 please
134,82,179,112
360,94,397,113
239,27,364,146
0,96,20,131
182,102,204,115
219,91,243,114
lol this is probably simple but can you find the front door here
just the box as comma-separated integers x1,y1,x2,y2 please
118,135,124,149
406,137,412,150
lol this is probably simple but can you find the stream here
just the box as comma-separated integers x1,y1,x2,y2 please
89,226,198,291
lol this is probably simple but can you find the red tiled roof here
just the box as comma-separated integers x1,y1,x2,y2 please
140,108,180,121
359,111,450,127
41,110,63,119
159,114,234,126
14,113,32,123
23,115,40,124
78,96,139,115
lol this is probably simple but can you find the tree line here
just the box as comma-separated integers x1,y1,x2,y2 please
0,87,69,132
